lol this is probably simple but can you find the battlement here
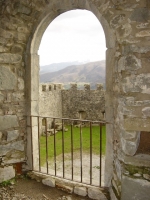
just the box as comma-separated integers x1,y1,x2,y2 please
40,83,64,92
40,83,104,92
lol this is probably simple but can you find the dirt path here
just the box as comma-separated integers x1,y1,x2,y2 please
0,177,91,200
41,152,105,186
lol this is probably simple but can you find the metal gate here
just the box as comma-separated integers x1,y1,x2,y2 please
30,116,106,187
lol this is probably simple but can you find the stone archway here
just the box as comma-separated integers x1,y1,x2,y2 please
25,0,116,188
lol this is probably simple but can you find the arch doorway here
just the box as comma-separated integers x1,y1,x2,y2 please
25,0,115,188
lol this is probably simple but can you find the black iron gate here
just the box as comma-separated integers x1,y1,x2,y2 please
30,116,106,187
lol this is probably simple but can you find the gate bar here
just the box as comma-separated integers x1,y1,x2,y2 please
37,116,41,172
71,120,74,180
45,118,49,174
90,122,92,185
62,119,65,178
80,122,83,182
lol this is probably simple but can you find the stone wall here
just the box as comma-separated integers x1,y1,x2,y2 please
39,83,63,118
62,83,105,120
39,83,105,130
0,0,150,199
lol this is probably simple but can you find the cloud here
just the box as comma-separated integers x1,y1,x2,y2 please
39,10,106,66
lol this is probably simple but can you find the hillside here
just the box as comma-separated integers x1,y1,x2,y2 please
40,60,105,88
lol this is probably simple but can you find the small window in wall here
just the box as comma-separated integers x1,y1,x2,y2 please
42,118,46,126
78,111,86,120
42,85,46,91
54,85,56,90
49,85,52,91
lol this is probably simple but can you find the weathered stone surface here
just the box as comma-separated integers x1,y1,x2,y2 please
18,77,24,90
14,2,32,15
7,130,19,142
0,140,24,156
11,44,23,54
124,118,150,131
74,186,87,196
118,55,141,72
0,53,22,63
130,8,150,22
110,14,125,29
121,130,140,141
42,177,55,187
124,45,150,54
0,28,13,39
3,150,25,164
0,132,2,141
121,135,140,156
0,115,18,131
0,92,4,101
88,187,107,200
56,183,73,193
123,74,150,94
121,176,150,200
0,166,15,183
136,30,150,37
142,107,150,117
0,66,17,90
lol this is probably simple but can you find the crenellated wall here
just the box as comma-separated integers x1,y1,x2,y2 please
62,83,105,120
39,83,105,121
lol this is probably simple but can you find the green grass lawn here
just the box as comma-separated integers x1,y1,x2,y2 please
40,125,106,165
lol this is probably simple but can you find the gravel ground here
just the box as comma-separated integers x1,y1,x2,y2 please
0,178,91,200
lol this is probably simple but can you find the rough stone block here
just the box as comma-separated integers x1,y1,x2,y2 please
0,53,22,63
7,130,19,142
0,166,15,183
42,177,55,187
123,74,150,94
121,133,140,156
0,66,17,90
56,183,73,194
0,115,18,131
142,107,150,117
118,55,141,72
74,186,87,196
88,187,107,200
121,130,140,141
3,150,25,164
0,140,24,156
18,77,24,90
121,176,150,200
0,132,2,141
124,118,150,131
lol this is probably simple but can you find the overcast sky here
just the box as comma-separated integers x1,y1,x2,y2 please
38,9,106,66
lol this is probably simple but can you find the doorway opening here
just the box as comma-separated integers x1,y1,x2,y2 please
26,1,115,188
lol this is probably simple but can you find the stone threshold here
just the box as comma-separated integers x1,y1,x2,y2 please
27,171,110,200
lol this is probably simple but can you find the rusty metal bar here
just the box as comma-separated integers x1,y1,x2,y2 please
80,122,83,182
30,115,109,124
30,116,33,171
100,123,102,187
62,119,65,178
90,122,92,185
71,120,74,180
53,118,56,176
37,116,41,172
45,118,49,174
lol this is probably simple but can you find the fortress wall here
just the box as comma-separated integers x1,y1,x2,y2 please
62,83,105,120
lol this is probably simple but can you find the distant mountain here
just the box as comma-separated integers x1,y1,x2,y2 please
40,60,106,88
40,61,89,74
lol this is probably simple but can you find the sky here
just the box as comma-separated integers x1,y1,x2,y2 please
38,9,106,66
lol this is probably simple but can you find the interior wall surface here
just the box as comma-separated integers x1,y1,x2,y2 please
0,1,150,200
